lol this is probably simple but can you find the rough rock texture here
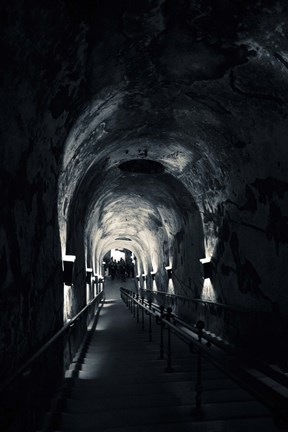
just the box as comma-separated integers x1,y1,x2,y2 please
1,1,288,426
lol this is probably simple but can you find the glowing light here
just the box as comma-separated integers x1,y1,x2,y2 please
202,278,216,302
63,255,76,262
63,284,72,323
86,284,90,304
152,279,157,291
168,278,174,294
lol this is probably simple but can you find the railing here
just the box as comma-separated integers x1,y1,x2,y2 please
121,287,288,429
0,289,104,432
137,287,285,355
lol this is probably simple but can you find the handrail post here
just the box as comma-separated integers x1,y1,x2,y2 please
68,324,73,364
192,320,205,419
136,294,139,323
141,297,145,330
133,293,136,318
130,293,133,313
165,307,174,373
148,300,152,342
159,305,165,360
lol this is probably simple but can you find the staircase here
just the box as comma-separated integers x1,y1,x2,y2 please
42,295,282,432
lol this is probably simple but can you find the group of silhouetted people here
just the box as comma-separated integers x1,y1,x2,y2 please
104,257,135,281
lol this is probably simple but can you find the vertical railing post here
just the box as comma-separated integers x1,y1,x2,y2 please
130,292,133,314
136,294,139,323
165,307,174,373
68,324,73,364
148,300,152,342
141,297,145,330
192,319,205,419
133,293,136,318
159,305,165,360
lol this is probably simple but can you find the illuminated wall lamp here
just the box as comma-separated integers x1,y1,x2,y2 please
165,266,172,279
136,275,140,282
150,271,156,280
86,268,93,284
142,273,146,281
199,258,212,279
63,255,76,286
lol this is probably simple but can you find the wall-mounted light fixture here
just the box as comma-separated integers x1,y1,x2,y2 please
136,275,140,282
165,265,172,279
142,273,146,281
63,255,76,286
86,268,93,284
199,258,212,279
150,271,156,280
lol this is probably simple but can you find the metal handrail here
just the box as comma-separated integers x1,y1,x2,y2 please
139,287,261,314
136,291,288,388
0,290,104,393
120,287,288,428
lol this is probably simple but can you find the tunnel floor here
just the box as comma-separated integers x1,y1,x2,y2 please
53,278,280,432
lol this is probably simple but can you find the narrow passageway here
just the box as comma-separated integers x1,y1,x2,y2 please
51,278,280,432
2,3,288,430
103,275,136,301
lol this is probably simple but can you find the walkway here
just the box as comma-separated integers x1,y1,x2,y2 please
47,276,280,431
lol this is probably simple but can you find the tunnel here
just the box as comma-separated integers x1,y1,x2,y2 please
1,0,288,431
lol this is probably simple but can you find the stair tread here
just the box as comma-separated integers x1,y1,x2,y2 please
46,416,281,432
60,401,272,429
42,297,282,432
66,388,254,412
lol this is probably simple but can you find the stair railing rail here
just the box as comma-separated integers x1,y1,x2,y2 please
138,287,257,335
137,289,288,391
0,289,104,432
120,287,288,429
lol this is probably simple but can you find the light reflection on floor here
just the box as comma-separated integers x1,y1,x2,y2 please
75,277,138,380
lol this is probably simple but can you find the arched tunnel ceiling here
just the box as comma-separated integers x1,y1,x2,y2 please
86,171,199,271
57,0,288,267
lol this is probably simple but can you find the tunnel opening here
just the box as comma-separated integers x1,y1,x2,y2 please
103,249,136,282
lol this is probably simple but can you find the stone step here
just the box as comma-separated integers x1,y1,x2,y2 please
65,387,254,412
70,368,226,382
59,401,271,430
78,360,213,374
69,377,242,398
45,416,281,432
42,298,282,432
